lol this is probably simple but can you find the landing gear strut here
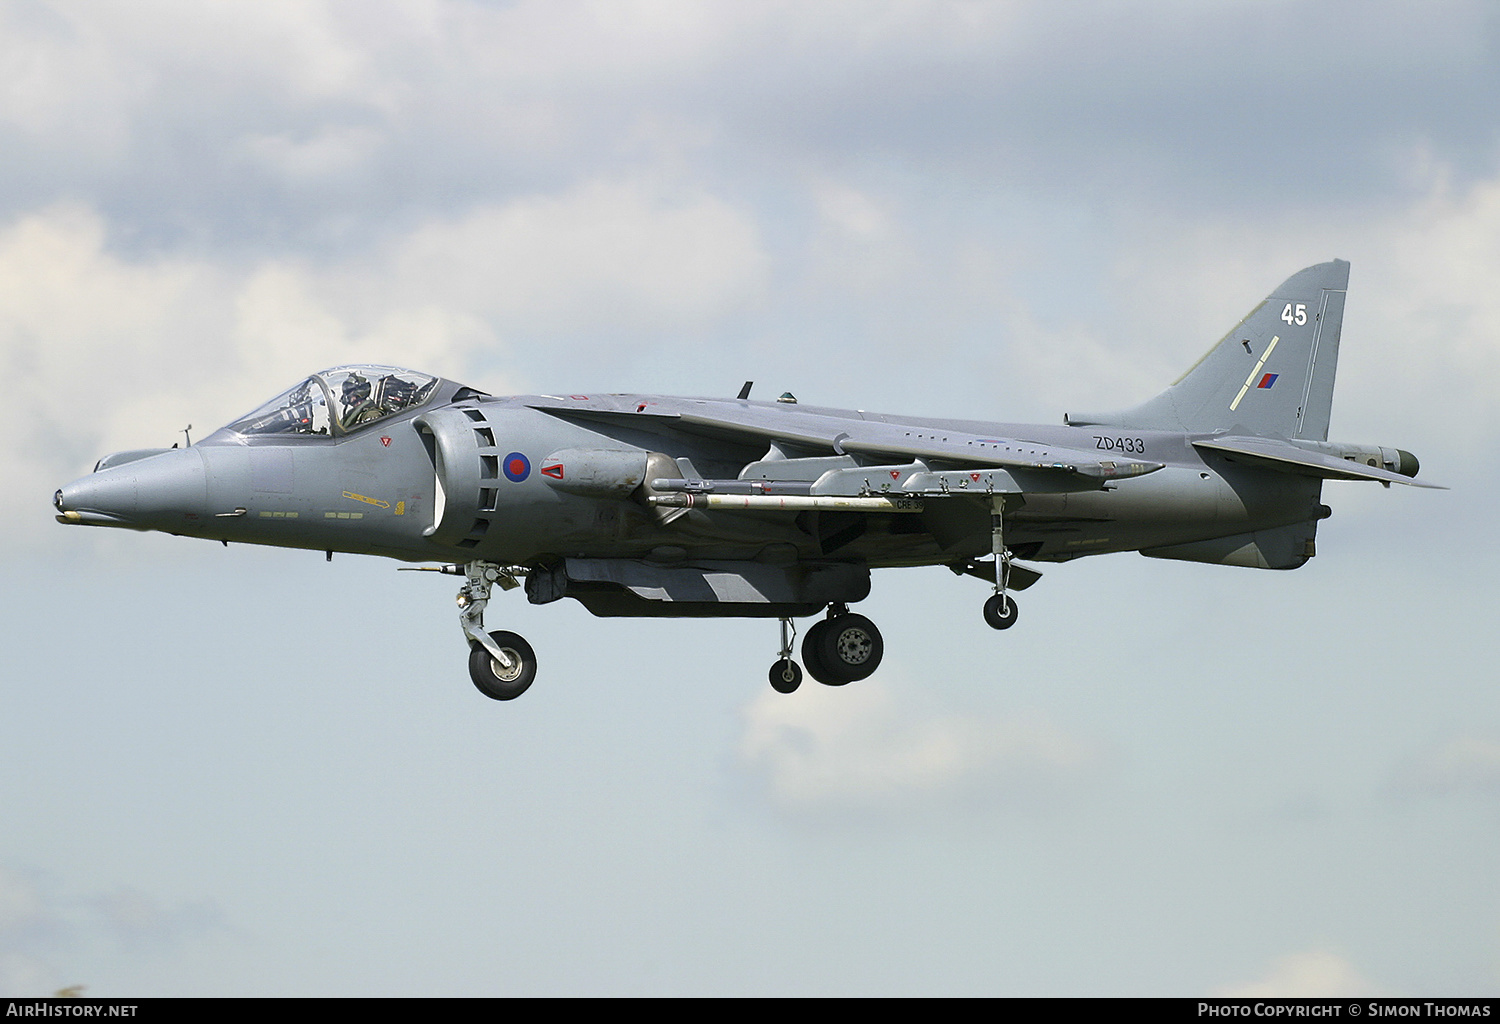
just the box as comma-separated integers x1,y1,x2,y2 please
984,496,1020,630
769,617,802,693
457,561,536,700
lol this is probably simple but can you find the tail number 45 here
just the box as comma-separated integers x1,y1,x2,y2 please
1281,303,1308,326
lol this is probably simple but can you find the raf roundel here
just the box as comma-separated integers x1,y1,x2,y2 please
502,452,530,483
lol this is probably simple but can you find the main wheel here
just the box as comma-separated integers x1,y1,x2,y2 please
983,593,1018,630
468,630,537,700
801,619,835,685
808,613,883,685
769,659,802,694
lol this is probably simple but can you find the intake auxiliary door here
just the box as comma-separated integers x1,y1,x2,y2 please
414,407,496,550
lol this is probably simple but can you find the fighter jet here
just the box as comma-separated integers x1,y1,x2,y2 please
54,260,1436,700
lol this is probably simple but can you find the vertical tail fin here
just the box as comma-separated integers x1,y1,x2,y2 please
1067,260,1349,440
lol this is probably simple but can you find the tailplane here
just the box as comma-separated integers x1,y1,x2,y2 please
1067,260,1349,440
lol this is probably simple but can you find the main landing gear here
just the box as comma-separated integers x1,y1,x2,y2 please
767,604,884,693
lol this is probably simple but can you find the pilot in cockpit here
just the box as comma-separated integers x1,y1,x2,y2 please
339,372,376,430
379,375,420,415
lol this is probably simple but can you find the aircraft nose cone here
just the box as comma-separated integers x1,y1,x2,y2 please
55,448,207,529
56,468,138,524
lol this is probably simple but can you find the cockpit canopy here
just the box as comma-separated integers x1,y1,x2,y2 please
226,366,440,438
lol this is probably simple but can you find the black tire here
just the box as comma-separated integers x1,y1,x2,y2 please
769,659,802,694
983,593,1018,630
468,630,537,700
800,619,834,685
810,613,883,685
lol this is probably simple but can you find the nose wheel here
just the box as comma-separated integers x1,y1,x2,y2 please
469,629,537,700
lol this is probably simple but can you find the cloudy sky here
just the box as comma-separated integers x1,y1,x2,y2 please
3,0,1498,997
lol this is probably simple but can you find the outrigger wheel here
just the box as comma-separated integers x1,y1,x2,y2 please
769,659,802,694
983,592,1019,630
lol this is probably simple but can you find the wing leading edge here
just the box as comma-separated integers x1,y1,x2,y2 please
528,397,1164,488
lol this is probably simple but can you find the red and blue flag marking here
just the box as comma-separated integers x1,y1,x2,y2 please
503,452,531,483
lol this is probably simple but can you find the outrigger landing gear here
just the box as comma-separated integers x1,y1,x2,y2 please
984,496,1019,631
456,561,536,700
769,617,802,694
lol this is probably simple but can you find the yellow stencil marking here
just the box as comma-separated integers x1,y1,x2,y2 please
1230,335,1280,411
342,491,390,509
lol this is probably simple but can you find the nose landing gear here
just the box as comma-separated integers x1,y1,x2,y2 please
456,561,536,701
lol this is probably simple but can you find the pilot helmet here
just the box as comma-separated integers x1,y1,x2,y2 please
381,376,419,411
341,373,371,405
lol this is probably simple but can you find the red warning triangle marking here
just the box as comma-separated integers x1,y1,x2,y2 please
541,464,564,479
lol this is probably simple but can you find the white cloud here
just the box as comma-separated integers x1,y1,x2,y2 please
1357,175,1500,422
738,680,1107,816
811,179,892,242
0,865,60,997
0,863,227,997
379,178,768,333
1216,948,1388,998
1390,734,1500,801
0,205,227,470
0,865,44,935
238,126,385,183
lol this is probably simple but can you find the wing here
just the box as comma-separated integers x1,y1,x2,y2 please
527,395,1164,504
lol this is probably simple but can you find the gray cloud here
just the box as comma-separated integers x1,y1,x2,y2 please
6,1,1498,258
